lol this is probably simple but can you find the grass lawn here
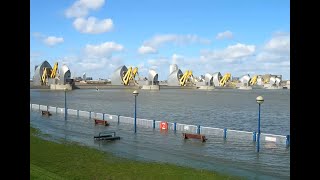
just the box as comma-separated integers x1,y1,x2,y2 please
30,127,243,180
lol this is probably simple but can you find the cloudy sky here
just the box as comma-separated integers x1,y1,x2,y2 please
30,0,290,80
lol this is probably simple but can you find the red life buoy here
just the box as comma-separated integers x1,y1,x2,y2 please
160,121,168,130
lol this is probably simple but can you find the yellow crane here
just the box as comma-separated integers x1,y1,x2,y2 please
41,67,51,85
130,67,138,81
249,75,258,86
179,70,193,86
122,67,139,85
50,62,59,78
219,73,231,86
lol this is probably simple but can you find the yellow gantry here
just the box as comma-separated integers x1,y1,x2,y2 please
122,67,138,85
41,67,50,85
249,75,258,86
179,70,193,86
50,62,58,78
130,67,138,81
219,73,231,86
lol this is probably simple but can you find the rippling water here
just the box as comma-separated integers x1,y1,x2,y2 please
30,88,290,179
31,88,290,135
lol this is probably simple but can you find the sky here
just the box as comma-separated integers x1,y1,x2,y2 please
30,0,290,80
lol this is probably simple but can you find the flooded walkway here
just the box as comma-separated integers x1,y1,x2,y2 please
31,111,290,180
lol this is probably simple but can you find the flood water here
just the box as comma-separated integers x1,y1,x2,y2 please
30,88,290,179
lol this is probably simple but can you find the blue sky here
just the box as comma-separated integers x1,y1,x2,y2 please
30,0,290,80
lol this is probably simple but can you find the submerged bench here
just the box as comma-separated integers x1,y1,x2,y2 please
94,131,120,141
94,118,109,126
41,111,52,116
182,133,207,142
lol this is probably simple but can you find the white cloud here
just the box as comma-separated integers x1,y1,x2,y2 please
256,52,289,62
84,42,124,58
279,61,290,67
60,55,124,79
255,32,290,73
78,61,107,70
43,36,64,46
138,34,211,55
198,31,285,78
172,54,184,64
216,30,233,40
264,33,290,54
73,17,113,34
30,52,41,58
201,43,256,62
32,33,64,47
143,34,211,48
135,63,148,77
138,45,158,54
65,0,105,18
32,32,45,39
147,58,169,67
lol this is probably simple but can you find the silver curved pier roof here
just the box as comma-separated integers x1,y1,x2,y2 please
148,69,158,85
204,73,214,86
167,69,183,86
33,60,52,86
169,64,178,75
239,74,251,84
59,64,71,84
212,72,222,86
269,76,281,86
257,76,263,85
111,65,128,85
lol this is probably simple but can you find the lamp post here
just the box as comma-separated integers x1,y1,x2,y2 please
64,88,67,120
256,96,264,152
133,90,139,133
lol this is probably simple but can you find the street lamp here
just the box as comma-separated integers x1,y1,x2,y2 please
256,95,264,152
64,88,67,120
133,90,139,133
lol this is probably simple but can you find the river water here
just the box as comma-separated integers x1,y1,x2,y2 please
30,88,290,179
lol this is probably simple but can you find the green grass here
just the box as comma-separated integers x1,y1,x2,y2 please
30,126,244,180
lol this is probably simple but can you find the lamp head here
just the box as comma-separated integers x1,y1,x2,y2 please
133,90,139,96
256,96,264,104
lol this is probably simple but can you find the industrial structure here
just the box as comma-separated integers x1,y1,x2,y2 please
195,73,215,90
167,64,195,86
212,72,222,87
32,60,74,90
147,69,159,85
31,61,288,90
219,73,232,87
141,69,160,90
33,61,52,86
249,75,258,86
237,74,252,90
111,65,139,86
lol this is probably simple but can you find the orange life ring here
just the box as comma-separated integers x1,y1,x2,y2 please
160,121,168,130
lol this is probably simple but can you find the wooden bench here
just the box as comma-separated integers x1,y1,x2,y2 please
94,118,109,126
41,111,52,116
182,133,207,142
94,131,120,141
